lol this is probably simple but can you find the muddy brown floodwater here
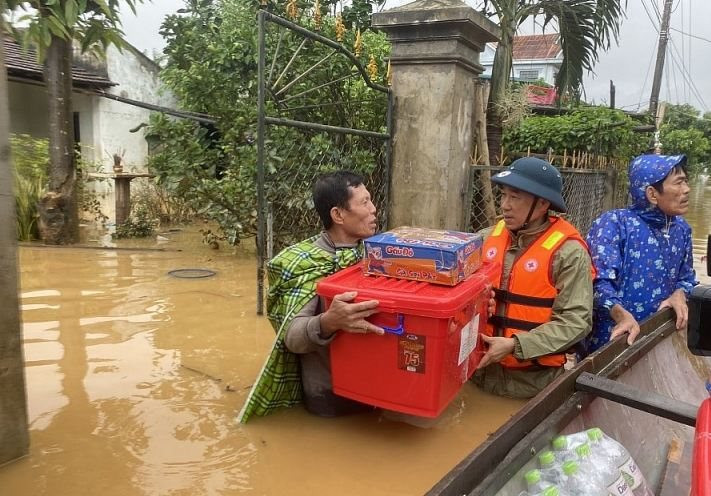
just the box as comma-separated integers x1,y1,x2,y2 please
1,226,523,496
3,175,708,496
687,174,711,284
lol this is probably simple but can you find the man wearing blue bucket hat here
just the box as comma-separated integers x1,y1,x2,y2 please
585,154,697,352
474,157,595,398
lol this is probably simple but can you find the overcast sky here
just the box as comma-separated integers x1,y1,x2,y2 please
120,0,711,113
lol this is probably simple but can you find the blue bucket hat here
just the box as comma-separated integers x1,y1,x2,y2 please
491,157,567,212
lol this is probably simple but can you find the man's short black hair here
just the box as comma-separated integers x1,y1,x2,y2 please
651,161,688,194
312,170,365,229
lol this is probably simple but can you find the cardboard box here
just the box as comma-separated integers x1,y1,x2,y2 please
363,226,483,286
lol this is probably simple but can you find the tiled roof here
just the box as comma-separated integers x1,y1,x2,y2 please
3,36,114,88
512,34,561,60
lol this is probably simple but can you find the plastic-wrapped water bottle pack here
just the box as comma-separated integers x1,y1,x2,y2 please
513,428,654,496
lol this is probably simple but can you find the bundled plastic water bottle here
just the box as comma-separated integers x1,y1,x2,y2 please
552,435,581,463
576,442,632,496
587,428,653,496
538,450,567,486
561,460,600,496
524,487,561,496
525,469,552,494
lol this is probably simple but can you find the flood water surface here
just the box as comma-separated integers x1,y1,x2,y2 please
6,176,708,496
1,228,523,496
687,175,711,284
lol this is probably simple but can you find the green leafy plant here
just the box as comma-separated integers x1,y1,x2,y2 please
148,0,389,245
112,205,156,239
11,134,48,241
503,106,650,162
481,0,626,162
659,103,711,174
11,134,109,240
132,180,196,226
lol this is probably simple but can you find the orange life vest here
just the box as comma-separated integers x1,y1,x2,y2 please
483,216,591,369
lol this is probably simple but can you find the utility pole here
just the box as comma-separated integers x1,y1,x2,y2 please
609,80,616,109
649,0,674,125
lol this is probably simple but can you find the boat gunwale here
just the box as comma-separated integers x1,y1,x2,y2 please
427,308,679,496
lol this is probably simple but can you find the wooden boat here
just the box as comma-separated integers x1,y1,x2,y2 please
427,238,711,496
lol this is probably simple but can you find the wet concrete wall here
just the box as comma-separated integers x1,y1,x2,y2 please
373,0,500,231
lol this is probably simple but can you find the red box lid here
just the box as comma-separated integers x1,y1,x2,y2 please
316,261,498,319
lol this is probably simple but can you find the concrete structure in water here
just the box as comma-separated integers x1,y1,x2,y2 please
373,0,500,231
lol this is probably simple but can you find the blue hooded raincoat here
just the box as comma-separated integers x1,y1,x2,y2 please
586,154,697,352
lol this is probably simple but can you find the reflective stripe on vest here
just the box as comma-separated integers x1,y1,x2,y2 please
483,217,589,369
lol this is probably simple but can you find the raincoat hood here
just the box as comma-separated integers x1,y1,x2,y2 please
628,153,687,226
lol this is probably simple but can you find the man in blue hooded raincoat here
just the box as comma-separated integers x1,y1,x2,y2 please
586,154,697,352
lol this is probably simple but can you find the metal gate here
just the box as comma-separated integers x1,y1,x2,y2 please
256,10,391,314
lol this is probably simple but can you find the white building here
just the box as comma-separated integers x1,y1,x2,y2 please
4,35,176,218
480,33,562,86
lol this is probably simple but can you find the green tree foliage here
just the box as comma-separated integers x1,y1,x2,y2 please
11,134,48,241
149,0,389,244
660,128,710,173
481,0,626,162
10,134,108,241
5,0,142,243
659,103,711,172
6,0,139,60
504,106,649,161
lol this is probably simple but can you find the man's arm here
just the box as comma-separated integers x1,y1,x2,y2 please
514,240,593,359
586,213,625,314
675,225,697,295
657,227,696,330
584,213,646,344
284,296,332,354
285,292,384,354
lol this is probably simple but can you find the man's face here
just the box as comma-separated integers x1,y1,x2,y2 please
499,185,548,231
340,184,377,239
649,168,690,216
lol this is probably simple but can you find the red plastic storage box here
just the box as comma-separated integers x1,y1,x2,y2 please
316,261,499,418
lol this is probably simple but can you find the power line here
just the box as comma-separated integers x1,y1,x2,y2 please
664,58,671,103
669,37,707,110
680,0,685,101
688,0,692,103
619,100,651,110
640,0,660,32
669,45,679,104
637,45,658,111
667,37,708,111
670,27,711,44
650,0,662,18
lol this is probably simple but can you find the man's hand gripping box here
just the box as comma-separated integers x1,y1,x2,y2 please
363,226,483,286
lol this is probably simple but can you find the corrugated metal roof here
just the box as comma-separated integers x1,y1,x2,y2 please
511,34,561,60
3,36,114,88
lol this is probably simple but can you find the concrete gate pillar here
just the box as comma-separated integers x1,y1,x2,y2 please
373,0,499,230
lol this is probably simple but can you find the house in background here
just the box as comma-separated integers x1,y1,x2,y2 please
480,33,562,86
4,35,176,220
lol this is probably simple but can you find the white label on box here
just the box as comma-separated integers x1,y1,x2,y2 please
458,313,480,365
